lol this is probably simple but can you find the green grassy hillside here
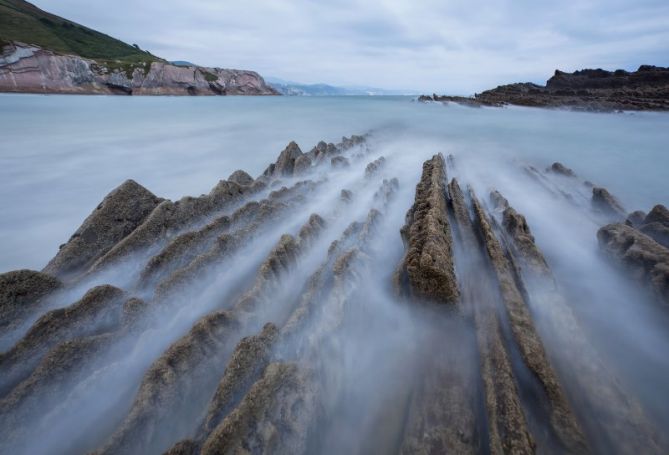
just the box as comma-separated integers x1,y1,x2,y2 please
0,0,160,64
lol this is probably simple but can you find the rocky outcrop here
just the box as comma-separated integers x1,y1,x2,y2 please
447,179,535,454
470,188,589,453
139,180,313,289
0,269,61,341
293,155,313,174
227,170,254,187
43,180,163,280
494,191,663,454
0,42,278,96
598,223,669,304
0,293,148,454
200,362,320,455
592,186,626,221
0,285,124,397
364,156,386,178
638,205,669,249
98,214,324,454
90,178,265,273
270,141,304,177
546,161,576,177
490,191,550,274
395,154,459,304
3,134,669,454
330,156,350,168
423,65,669,111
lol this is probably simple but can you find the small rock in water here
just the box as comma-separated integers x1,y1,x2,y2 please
546,161,576,177
592,186,626,220
331,156,350,168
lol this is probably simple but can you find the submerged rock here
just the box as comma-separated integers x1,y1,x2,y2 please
340,189,353,203
43,179,163,280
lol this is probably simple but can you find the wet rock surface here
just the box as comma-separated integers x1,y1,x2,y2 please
1,135,668,455
395,153,459,304
592,186,626,221
547,161,576,177
0,285,124,397
43,180,163,280
0,270,61,343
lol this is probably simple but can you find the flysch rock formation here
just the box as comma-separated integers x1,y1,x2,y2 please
421,65,669,111
0,42,278,95
489,191,664,454
1,134,668,454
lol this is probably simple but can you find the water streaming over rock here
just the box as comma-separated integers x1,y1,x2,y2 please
1,99,669,454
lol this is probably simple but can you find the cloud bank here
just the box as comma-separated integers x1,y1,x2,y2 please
36,0,669,92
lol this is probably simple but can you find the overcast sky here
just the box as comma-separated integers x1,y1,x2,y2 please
36,0,669,92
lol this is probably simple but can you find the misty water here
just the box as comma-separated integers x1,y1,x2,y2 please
1,94,667,272
1,93,669,454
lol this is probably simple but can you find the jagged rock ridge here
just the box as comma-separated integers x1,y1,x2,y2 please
0,136,668,454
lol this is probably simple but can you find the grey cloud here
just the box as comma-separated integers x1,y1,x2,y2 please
34,0,669,92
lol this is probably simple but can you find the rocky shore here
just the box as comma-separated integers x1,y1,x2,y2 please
0,42,278,96
421,65,669,111
1,134,668,454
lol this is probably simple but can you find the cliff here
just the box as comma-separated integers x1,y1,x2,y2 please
0,42,278,96
0,0,277,96
422,65,669,111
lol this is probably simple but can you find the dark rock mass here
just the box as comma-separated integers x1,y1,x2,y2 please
422,65,669,111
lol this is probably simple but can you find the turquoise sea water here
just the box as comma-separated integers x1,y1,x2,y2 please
0,94,667,271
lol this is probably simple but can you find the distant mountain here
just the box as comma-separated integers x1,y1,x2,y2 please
266,77,417,96
0,0,277,95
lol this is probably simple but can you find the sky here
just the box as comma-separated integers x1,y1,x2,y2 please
35,0,669,93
